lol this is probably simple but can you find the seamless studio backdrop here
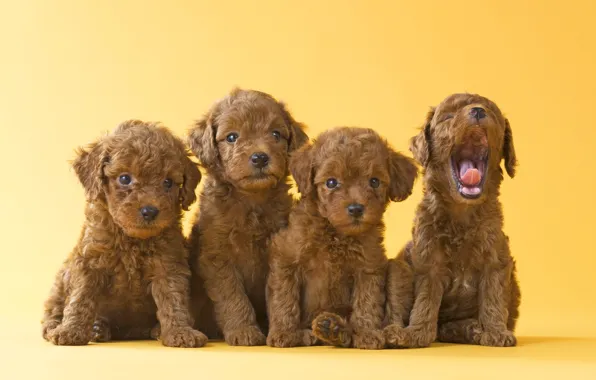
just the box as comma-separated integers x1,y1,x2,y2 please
0,0,595,378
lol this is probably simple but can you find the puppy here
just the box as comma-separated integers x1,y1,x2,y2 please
266,127,418,349
41,120,206,347
187,88,309,346
384,93,521,348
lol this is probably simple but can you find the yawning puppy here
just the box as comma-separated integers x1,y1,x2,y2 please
384,93,521,348
266,127,417,349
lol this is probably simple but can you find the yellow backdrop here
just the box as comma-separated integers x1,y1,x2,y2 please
1,0,595,353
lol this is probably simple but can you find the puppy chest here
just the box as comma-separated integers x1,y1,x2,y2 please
301,260,354,316
104,254,152,307
440,269,480,319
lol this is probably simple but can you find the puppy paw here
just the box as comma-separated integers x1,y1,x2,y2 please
353,329,384,350
267,329,316,348
91,319,111,342
312,312,351,347
46,324,91,346
384,324,434,348
478,330,517,347
161,326,207,348
41,320,61,341
225,325,266,346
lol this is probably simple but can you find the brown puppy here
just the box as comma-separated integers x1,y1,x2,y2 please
41,120,206,347
187,88,309,346
384,93,521,348
267,127,417,349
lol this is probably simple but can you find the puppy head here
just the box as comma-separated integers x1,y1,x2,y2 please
187,88,308,192
410,93,516,205
291,127,417,236
73,120,201,239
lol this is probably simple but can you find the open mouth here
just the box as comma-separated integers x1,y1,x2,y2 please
450,130,489,199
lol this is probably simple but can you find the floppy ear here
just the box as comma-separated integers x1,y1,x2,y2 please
409,107,435,167
188,109,220,169
180,155,201,210
388,149,419,202
289,143,315,195
279,101,309,151
72,140,107,200
503,118,517,178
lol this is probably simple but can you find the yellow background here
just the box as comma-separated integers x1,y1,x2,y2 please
1,0,595,378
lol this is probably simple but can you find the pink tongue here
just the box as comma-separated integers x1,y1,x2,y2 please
459,159,482,186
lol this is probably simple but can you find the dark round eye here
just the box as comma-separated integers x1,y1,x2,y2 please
164,178,173,189
118,174,132,185
326,178,338,189
272,130,281,141
370,178,380,188
226,133,239,143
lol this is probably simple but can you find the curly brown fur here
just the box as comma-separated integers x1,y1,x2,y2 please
384,93,521,348
266,127,418,349
41,120,206,347
187,88,309,346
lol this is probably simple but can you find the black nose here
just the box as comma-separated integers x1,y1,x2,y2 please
140,206,159,221
347,203,365,218
470,107,486,120
250,152,269,168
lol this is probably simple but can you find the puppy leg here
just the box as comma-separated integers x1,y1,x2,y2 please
385,271,443,348
349,268,386,350
41,270,66,340
151,259,207,348
45,270,104,346
437,319,483,344
312,312,352,347
91,317,111,342
385,258,414,328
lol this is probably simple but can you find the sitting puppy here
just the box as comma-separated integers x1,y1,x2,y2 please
41,120,206,347
267,127,418,349
384,93,521,348
187,88,309,346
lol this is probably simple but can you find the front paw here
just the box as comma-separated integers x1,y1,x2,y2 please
312,312,351,347
225,325,266,346
91,319,111,342
46,324,91,346
161,326,207,348
384,324,435,348
267,329,316,348
353,329,384,350
41,320,61,341
478,330,517,347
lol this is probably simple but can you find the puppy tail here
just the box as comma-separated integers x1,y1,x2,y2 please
312,312,353,348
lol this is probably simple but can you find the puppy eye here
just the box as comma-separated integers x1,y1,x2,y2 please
440,114,454,123
118,174,132,185
326,178,338,189
226,133,239,143
164,178,173,189
272,130,281,141
370,178,380,188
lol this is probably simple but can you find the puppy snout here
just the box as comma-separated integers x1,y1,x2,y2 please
250,152,269,168
469,107,486,120
140,205,159,221
347,203,365,218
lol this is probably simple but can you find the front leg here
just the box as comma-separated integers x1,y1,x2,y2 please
46,270,104,346
384,271,443,348
477,257,517,347
349,268,386,350
151,260,207,348
200,256,265,346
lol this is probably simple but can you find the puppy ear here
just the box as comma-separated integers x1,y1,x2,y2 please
188,111,219,169
72,140,107,200
503,118,517,178
409,107,435,167
290,143,314,195
180,155,201,211
388,150,419,202
279,101,309,151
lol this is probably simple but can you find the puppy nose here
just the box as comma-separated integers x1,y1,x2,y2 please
140,206,159,221
347,203,365,218
250,152,269,168
470,107,486,120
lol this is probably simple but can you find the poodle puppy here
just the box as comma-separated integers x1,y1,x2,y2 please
41,120,206,347
187,88,309,346
266,127,418,349
384,93,521,348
